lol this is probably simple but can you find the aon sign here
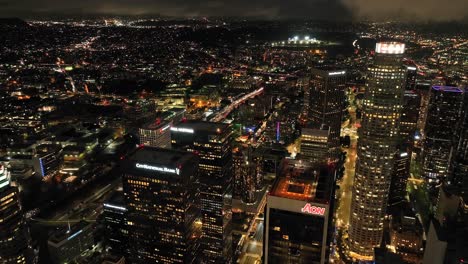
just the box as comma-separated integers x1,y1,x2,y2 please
301,203,326,216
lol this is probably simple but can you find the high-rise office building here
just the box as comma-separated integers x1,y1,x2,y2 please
102,191,128,256
400,90,421,144
422,86,465,184
450,91,468,202
349,42,406,259
308,67,346,161
388,148,411,206
33,144,62,178
233,147,256,204
388,203,424,263
299,76,311,119
299,126,331,163
122,147,201,263
48,221,94,263
171,121,233,263
423,201,468,264
0,165,33,264
405,66,417,90
264,159,336,264
138,120,172,148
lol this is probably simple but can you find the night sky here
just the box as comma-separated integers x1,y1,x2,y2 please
0,0,467,21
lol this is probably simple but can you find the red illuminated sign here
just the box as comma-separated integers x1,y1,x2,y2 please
301,203,326,216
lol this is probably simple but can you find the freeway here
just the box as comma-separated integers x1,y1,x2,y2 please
211,87,264,122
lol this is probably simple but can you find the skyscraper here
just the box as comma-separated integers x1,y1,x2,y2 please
422,86,465,184
48,221,94,263
399,90,421,144
450,92,468,202
138,120,172,148
299,126,331,163
122,147,201,263
405,66,417,90
171,121,233,263
0,165,32,264
33,144,62,178
263,159,336,264
308,68,346,161
102,191,128,256
388,149,411,206
233,147,256,204
349,42,406,259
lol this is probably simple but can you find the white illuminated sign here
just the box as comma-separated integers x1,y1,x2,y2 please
328,71,346,76
301,203,326,216
161,125,171,131
136,163,180,175
103,203,127,211
407,66,417,71
375,42,405,54
170,127,194,133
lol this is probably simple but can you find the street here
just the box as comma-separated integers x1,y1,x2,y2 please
239,217,264,263
336,105,358,228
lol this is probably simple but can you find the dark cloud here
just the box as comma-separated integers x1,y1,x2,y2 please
0,0,466,21
342,0,468,22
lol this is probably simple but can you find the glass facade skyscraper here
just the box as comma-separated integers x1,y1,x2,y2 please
122,147,201,263
264,159,335,264
102,191,128,256
349,42,406,258
138,120,172,149
171,121,233,263
422,86,465,184
0,165,32,264
309,68,346,161
299,126,331,163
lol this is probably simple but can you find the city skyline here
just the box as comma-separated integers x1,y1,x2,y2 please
0,13,467,264
0,0,467,21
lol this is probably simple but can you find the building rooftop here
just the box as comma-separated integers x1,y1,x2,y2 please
36,144,62,154
172,120,229,134
270,159,334,203
301,127,330,137
48,221,91,245
432,85,464,93
104,191,126,209
127,146,195,168
63,145,86,153
141,119,172,130
311,66,346,76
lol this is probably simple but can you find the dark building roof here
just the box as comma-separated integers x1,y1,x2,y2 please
270,159,335,204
